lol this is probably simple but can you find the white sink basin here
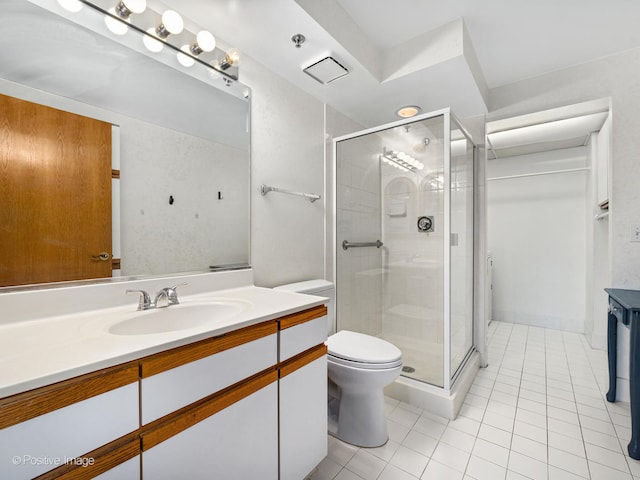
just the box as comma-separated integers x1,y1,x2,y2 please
109,301,247,335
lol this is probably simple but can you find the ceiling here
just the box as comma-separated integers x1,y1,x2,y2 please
161,0,640,128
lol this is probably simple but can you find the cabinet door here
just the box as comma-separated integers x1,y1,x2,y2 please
279,346,328,480
0,367,138,480
142,374,278,480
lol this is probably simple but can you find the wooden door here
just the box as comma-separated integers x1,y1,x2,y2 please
0,94,112,287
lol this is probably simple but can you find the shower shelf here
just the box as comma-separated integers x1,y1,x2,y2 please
260,184,321,203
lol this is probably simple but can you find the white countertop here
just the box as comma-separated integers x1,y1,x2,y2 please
0,285,326,398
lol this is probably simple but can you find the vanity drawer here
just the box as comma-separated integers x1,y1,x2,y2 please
609,298,629,325
140,320,278,424
279,305,328,361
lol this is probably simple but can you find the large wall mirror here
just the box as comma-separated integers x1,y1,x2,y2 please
0,0,251,289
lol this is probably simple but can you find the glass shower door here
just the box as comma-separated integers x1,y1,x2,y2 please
449,119,475,379
383,115,446,386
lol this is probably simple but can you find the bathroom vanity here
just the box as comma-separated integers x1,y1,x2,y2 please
0,271,328,480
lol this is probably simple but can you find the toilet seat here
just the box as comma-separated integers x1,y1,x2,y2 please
327,330,402,369
328,354,402,370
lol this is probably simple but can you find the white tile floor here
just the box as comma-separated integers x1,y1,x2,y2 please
309,321,640,480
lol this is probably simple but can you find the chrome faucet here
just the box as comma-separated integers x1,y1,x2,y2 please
126,283,187,310
126,289,153,310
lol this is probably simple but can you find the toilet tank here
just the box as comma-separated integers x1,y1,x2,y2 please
274,280,336,335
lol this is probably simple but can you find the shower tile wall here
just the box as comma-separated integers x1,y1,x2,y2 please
336,134,383,336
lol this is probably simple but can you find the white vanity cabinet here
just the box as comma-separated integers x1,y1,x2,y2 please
278,306,328,480
0,364,140,480
0,303,329,480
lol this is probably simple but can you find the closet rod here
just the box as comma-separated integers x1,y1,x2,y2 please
487,167,589,181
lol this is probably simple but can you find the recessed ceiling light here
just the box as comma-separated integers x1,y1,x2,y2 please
396,106,422,118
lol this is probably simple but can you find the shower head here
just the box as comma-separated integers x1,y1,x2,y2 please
412,138,430,154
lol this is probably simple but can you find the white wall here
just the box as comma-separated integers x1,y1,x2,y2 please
487,147,588,332
241,60,326,287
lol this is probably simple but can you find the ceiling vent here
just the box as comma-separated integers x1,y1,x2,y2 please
303,56,349,84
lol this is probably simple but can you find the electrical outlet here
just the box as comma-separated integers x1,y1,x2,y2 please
631,223,640,242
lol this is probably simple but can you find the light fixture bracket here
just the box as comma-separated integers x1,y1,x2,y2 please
73,0,240,82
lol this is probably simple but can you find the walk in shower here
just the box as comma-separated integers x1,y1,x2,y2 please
334,109,476,408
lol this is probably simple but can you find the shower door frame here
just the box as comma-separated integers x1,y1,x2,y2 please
332,107,476,394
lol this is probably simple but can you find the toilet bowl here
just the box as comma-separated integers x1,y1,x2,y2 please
274,280,402,448
327,330,402,447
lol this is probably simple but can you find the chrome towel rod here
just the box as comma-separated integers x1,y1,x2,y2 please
342,240,383,250
260,184,321,203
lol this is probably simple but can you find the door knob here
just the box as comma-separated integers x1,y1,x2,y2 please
92,252,111,261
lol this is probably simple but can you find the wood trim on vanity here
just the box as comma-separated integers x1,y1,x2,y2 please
0,363,139,430
34,432,139,480
278,305,327,331
279,344,327,379
140,319,278,378
140,367,278,451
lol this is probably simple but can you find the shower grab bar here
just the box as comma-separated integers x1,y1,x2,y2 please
260,184,321,203
342,240,383,250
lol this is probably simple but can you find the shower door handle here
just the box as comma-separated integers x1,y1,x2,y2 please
342,240,383,250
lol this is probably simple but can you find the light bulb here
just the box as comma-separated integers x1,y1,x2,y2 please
143,28,163,53
57,0,82,12
105,8,128,35
191,31,216,55
116,0,146,16
156,10,183,37
227,48,241,64
177,45,195,67
218,48,241,70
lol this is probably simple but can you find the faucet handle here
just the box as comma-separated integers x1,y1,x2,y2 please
126,289,152,310
166,282,188,306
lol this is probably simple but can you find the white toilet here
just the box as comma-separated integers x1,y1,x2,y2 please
274,280,402,448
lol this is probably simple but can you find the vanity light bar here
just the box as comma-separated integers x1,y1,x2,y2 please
64,0,240,81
